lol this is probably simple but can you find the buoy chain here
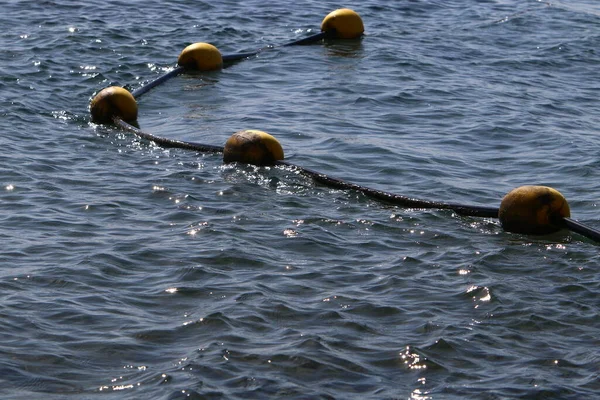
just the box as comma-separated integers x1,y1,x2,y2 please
89,9,600,243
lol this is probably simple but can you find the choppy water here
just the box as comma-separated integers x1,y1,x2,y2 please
1,0,600,399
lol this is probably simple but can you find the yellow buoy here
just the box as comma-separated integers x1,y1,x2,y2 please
223,130,284,166
90,86,138,124
177,42,223,71
321,8,364,39
498,185,570,235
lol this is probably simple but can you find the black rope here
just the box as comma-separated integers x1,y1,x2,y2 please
222,32,326,61
282,31,327,46
222,51,261,62
108,119,600,243
130,52,259,101
130,32,327,99
131,67,184,99
113,117,223,153
112,118,498,217
277,161,499,218
563,217,600,243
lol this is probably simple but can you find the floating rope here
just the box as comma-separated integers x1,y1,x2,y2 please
131,32,328,100
113,117,223,153
111,118,600,243
279,162,499,218
131,67,184,99
563,218,600,242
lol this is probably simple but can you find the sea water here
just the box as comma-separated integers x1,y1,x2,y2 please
1,0,599,398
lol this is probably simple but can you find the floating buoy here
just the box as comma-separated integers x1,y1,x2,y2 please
321,8,364,39
223,130,284,166
177,42,223,71
90,86,138,124
499,185,570,234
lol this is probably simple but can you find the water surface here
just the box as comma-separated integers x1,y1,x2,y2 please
1,0,599,399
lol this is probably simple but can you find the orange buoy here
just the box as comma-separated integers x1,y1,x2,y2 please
321,8,364,39
90,86,138,124
177,42,223,71
499,185,570,234
223,130,284,166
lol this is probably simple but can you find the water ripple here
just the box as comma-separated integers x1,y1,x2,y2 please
1,1,600,399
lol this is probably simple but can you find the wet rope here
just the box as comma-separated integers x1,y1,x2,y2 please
277,161,499,217
282,31,327,46
113,117,223,153
111,117,600,243
113,118,492,217
131,32,326,100
563,218,600,242
131,67,184,99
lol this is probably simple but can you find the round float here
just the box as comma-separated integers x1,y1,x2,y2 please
90,86,138,124
177,42,223,71
321,8,364,39
498,185,570,234
223,130,284,166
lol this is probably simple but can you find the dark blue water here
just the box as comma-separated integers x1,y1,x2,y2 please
1,1,599,399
